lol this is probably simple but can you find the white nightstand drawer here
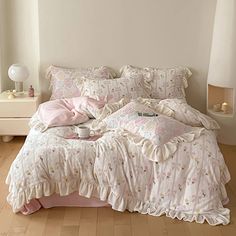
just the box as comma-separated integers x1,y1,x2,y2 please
0,92,41,139
0,93,40,117
0,118,30,135
0,100,38,117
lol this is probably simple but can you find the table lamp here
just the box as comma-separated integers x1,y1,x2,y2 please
8,64,29,92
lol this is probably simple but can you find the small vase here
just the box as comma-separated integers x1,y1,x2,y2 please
28,85,34,97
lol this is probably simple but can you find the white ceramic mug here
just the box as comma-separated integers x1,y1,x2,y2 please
77,126,95,139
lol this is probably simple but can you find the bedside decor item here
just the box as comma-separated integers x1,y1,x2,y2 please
8,64,29,92
212,104,221,112
221,102,229,114
28,85,34,97
6,90,17,99
207,0,236,145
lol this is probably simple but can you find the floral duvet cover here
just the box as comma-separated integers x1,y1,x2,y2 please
6,98,230,225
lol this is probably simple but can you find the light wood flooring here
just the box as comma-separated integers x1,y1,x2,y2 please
0,137,236,236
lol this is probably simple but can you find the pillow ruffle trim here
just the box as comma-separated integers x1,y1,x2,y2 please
117,128,205,162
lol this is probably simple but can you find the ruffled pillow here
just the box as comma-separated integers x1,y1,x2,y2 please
120,65,192,99
80,76,150,103
159,99,220,129
98,101,203,162
102,101,200,145
46,65,116,100
148,66,192,99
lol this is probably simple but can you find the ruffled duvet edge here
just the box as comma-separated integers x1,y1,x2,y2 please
6,171,230,226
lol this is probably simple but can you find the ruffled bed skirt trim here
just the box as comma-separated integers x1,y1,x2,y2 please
6,172,230,226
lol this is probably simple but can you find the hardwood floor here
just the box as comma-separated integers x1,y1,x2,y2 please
0,137,236,236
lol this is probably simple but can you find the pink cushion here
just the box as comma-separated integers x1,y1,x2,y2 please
38,97,105,127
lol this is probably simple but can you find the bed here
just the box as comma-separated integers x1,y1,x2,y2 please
5,65,231,225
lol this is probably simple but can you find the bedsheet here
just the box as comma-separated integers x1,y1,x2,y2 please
6,98,231,225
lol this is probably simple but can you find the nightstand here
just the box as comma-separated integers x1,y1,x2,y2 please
0,91,41,142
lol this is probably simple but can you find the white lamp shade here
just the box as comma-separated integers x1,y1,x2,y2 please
8,64,29,82
207,0,236,88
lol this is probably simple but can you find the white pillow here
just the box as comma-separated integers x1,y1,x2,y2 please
159,99,220,129
93,100,204,162
80,77,150,103
102,101,201,146
120,65,192,99
148,66,192,99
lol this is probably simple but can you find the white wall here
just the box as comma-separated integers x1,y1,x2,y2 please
38,0,216,111
0,0,8,91
0,0,39,91
1,0,217,112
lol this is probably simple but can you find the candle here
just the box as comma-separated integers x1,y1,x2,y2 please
221,102,229,114
213,104,221,112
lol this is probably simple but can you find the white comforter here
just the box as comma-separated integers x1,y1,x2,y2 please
6,98,230,225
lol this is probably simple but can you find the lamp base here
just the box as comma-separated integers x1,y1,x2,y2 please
15,82,23,92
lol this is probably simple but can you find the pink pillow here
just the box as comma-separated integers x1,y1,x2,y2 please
46,65,116,100
38,97,105,128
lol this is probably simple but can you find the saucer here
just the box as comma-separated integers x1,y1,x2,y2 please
66,134,102,141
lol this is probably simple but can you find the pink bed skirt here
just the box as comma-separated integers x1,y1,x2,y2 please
21,192,110,215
